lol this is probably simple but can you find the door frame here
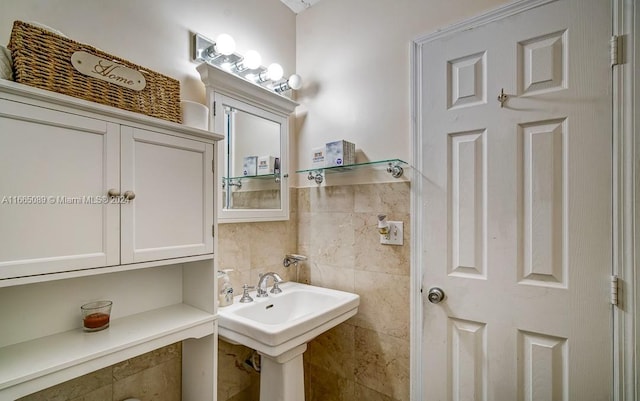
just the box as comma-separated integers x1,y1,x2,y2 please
409,0,638,399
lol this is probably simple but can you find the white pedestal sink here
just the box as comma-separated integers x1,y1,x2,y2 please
217,282,360,401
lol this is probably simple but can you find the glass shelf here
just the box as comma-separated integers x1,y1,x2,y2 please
222,174,283,190
224,174,281,181
296,159,407,184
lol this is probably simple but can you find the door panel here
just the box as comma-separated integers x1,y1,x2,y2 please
120,127,213,264
0,100,119,278
420,0,612,399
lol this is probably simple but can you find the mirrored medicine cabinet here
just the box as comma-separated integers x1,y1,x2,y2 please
197,63,298,223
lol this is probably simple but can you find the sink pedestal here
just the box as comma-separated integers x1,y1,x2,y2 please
259,344,307,401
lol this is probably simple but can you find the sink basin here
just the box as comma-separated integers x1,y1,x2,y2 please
218,282,359,357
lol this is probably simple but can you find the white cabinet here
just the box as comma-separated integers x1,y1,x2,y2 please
0,80,222,400
120,127,213,264
0,82,219,282
0,100,120,278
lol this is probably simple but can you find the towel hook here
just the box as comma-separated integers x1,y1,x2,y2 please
497,88,508,108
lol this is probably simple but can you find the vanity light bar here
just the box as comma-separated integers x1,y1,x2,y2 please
191,33,302,94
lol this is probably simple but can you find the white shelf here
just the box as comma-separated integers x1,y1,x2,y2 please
0,303,216,400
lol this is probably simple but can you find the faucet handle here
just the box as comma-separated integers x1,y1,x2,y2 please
239,284,255,303
270,281,283,294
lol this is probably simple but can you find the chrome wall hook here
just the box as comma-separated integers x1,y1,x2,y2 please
307,171,323,184
497,88,508,108
386,163,404,178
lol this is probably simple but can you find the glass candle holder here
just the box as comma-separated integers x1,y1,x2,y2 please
81,300,112,332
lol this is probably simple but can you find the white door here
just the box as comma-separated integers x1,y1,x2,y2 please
120,127,213,264
419,0,612,399
0,99,120,279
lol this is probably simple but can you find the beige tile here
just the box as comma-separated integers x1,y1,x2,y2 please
217,340,260,401
352,271,410,339
289,187,299,213
297,187,310,213
353,212,410,276
231,189,281,209
297,211,312,248
113,342,181,380
249,221,296,268
305,322,355,380
17,367,112,401
225,380,260,401
310,185,355,212
354,383,400,401
305,364,355,401
354,327,410,401
308,262,355,293
293,244,312,284
354,182,411,214
113,358,182,401
218,223,253,271
309,212,356,267
68,385,112,401
226,269,252,296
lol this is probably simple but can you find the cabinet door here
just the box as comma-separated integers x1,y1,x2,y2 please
0,100,120,279
120,127,213,264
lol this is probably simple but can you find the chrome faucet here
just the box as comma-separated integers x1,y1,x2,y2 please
256,272,284,297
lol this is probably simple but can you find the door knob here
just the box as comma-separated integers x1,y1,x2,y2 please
123,190,136,201
427,287,445,304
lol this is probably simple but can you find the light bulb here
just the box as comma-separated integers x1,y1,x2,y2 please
243,50,262,70
288,74,302,90
267,63,284,81
215,34,236,56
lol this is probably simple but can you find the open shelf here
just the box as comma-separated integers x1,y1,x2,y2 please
0,303,216,399
296,158,408,184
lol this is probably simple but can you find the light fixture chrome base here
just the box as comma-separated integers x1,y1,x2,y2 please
192,33,215,62
192,32,299,96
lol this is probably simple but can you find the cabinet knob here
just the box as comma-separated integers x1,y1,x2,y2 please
123,190,136,201
107,188,120,197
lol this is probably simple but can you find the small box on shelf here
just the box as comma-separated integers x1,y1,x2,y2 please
242,156,258,176
311,147,326,169
257,156,276,175
325,140,355,167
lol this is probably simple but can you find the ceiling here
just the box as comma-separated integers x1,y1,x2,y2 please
280,0,323,14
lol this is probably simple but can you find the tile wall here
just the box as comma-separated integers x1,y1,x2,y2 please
18,343,182,401
217,182,411,401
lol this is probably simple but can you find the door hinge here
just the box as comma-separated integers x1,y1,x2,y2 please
610,35,621,66
213,101,216,117
610,275,619,306
212,159,215,173
212,224,215,238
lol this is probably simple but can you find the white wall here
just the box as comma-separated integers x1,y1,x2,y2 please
294,0,509,186
0,0,296,103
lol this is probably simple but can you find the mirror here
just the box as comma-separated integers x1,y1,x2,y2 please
197,63,297,223
222,100,282,210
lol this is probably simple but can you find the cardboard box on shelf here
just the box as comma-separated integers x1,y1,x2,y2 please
325,140,355,167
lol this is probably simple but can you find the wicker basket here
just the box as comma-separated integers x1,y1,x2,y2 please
8,20,181,123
